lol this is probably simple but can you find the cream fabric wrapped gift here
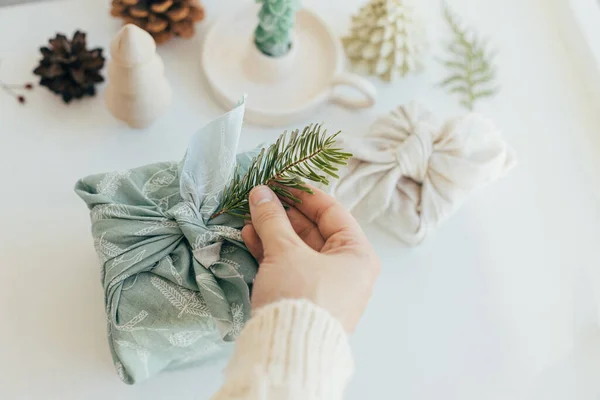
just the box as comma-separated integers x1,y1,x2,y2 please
332,103,516,246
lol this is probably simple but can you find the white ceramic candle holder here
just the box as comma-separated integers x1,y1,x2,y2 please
202,4,377,127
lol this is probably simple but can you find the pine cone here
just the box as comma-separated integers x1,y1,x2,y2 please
110,0,205,44
33,31,105,103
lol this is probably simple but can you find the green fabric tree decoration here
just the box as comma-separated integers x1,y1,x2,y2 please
211,124,351,219
254,0,301,57
440,4,498,111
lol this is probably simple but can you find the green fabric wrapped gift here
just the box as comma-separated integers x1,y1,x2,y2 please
75,100,259,384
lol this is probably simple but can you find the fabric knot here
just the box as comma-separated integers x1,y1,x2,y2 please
168,200,199,221
394,125,433,183
332,102,516,246
167,200,243,267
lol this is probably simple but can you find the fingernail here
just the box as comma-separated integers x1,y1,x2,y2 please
250,186,273,206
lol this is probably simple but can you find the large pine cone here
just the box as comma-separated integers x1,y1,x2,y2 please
111,0,205,44
33,31,105,103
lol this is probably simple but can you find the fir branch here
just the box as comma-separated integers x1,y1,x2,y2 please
211,124,351,220
440,4,498,111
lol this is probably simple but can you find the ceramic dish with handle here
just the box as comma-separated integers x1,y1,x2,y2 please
202,4,377,127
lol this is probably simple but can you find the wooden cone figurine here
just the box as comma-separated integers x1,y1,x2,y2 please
106,24,172,129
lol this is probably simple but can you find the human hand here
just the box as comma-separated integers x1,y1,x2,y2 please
241,185,380,333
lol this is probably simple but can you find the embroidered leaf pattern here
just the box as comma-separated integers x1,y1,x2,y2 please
167,256,183,285
220,258,240,269
180,170,198,203
106,312,113,337
115,362,127,382
217,225,243,241
221,244,236,255
230,303,244,338
194,226,242,249
440,4,498,111
169,201,197,223
196,273,225,300
134,220,179,236
94,233,125,263
194,231,218,249
107,271,134,292
142,163,178,196
91,204,130,221
97,170,131,198
168,331,210,347
107,250,146,275
150,276,210,318
115,310,148,332
109,308,168,333
212,258,244,280
156,192,180,211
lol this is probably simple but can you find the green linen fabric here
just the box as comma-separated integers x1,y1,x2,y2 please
75,100,259,384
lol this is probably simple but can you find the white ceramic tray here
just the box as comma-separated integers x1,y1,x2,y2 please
202,4,377,127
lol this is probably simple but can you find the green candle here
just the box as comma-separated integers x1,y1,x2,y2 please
254,0,301,57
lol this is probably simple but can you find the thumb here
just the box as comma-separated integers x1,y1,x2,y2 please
249,186,300,252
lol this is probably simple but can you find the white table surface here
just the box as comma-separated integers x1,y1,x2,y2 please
1,0,600,399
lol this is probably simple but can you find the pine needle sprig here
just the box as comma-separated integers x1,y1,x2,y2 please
210,124,352,220
440,4,498,111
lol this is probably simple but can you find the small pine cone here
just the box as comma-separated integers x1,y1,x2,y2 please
189,4,204,22
171,19,195,38
33,31,105,103
167,5,190,22
151,0,173,13
153,31,174,45
146,15,169,33
110,2,127,17
129,6,150,18
110,0,205,44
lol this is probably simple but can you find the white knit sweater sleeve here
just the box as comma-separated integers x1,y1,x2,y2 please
211,299,354,400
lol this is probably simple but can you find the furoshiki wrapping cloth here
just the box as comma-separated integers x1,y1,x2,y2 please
331,103,516,246
75,100,258,384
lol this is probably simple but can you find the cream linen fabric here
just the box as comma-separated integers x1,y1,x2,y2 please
331,103,516,246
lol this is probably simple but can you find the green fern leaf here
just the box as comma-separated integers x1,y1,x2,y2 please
449,86,470,95
443,60,465,69
439,3,499,110
441,74,466,86
473,89,497,99
210,124,352,220
472,73,495,86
